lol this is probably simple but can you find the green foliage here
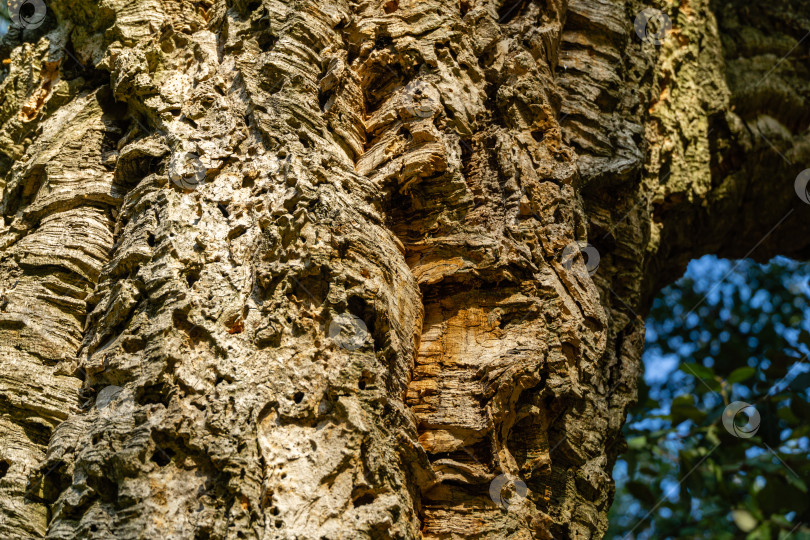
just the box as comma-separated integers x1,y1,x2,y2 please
608,256,810,539
1,1,9,37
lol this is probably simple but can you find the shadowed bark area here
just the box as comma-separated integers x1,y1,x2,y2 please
0,0,808,538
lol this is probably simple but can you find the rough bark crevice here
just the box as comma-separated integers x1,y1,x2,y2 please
1,0,809,538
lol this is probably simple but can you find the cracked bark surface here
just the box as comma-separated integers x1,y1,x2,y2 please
1,0,809,538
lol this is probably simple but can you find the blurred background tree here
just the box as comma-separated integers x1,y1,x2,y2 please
608,256,810,539
1,2,9,37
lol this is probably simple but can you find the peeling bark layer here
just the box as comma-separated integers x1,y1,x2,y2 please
1,0,809,538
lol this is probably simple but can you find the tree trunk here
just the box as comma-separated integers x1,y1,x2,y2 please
1,0,808,538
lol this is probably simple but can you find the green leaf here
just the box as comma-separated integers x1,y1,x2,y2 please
777,406,801,424
639,465,659,476
745,522,771,540
680,363,715,379
627,436,646,450
732,509,758,532
670,394,707,425
728,367,756,384
706,425,721,446
786,474,808,494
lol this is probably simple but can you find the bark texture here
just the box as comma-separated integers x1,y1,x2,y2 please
0,0,809,538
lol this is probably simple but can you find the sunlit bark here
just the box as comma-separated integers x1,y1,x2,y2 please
1,0,808,538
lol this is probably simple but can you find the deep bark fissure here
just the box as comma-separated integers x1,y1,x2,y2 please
1,0,809,538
